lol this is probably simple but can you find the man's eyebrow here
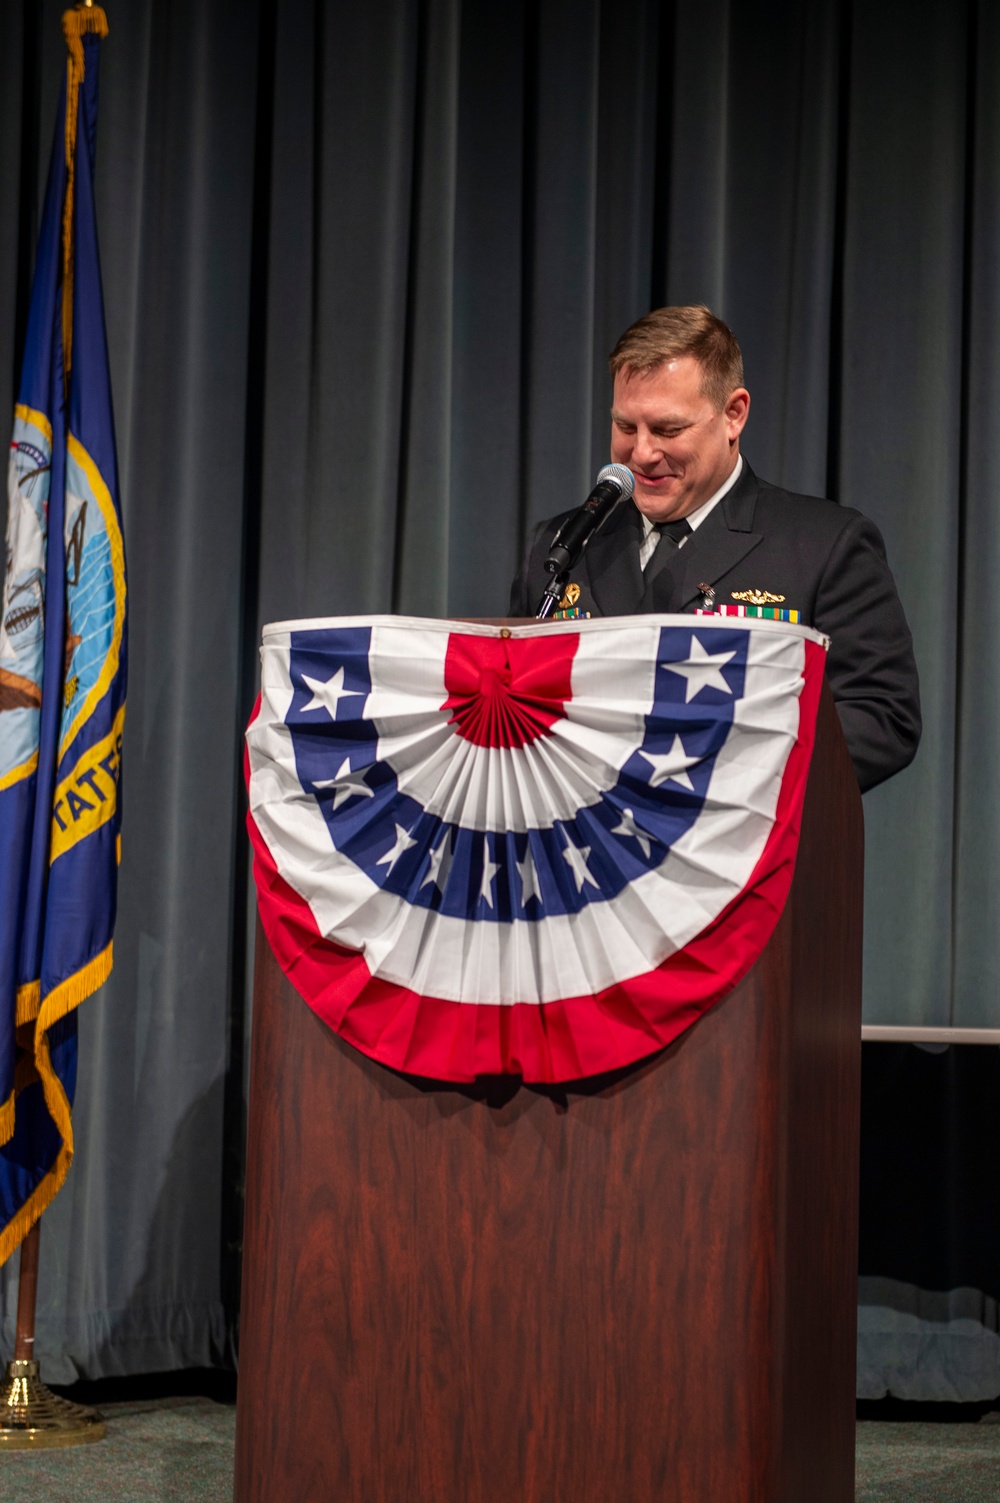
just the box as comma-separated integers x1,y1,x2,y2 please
610,409,689,426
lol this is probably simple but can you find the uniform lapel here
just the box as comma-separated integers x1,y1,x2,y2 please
646,460,764,612
583,499,645,616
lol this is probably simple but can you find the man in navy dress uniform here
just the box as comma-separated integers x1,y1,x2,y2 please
509,305,920,792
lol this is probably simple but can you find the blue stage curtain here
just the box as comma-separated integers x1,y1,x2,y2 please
0,0,996,1398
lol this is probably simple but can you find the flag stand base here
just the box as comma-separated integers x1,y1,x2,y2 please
0,1360,105,1448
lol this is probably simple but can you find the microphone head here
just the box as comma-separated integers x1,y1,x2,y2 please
596,462,635,499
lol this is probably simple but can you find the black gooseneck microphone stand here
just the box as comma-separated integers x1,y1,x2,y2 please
532,463,634,620
535,572,568,620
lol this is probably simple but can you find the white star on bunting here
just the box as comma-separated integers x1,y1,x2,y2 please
313,757,374,812
480,839,500,908
611,807,654,859
562,834,599,892
662,636,736,702
376,823,418,875
640,735,700,792
300,665,364,719
421,831,453,892
517,849,542,907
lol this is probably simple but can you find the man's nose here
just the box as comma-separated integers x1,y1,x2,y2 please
631,426,661,466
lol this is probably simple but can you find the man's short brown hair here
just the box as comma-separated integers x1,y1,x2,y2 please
608,305,744,409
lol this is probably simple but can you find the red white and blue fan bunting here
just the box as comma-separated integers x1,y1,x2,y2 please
246,615,828,1083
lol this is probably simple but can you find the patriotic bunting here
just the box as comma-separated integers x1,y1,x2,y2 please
246,615,826,1083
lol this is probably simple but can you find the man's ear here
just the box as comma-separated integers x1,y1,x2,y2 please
725,388,750,439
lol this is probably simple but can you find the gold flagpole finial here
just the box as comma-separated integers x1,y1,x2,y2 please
59,3,109,385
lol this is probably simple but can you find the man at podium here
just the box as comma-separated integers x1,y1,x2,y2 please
509,304,920,793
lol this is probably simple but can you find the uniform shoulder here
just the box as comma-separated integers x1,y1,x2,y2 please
751,476,873,541
523,506,576,547
527,498,638,553
538,505,577,533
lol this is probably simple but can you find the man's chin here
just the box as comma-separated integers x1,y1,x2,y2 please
634,485,686,520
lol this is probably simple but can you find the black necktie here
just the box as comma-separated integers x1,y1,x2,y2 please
655,517,692,547
642,517,692,577
640,516,693,606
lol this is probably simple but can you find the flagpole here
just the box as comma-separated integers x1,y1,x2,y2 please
0,1213,105,1445
13,1222,40,1361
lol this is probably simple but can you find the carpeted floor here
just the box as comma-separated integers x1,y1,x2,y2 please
0,1396,235,1503
856,1417,1000,1502
1,1403,1000,1501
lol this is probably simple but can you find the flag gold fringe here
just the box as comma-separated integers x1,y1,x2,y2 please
0,1091,14,1147
15,980,40,1027
60,3,109,384
0,942,113,1262
0,1143,73,1268
38,941,113,1035
34,1017,74,1151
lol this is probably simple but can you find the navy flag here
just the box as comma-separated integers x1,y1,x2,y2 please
0,5,125,1260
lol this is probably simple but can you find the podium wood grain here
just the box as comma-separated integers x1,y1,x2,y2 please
234,683,863,1503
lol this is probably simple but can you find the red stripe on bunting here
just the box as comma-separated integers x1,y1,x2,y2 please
245,639,826,1084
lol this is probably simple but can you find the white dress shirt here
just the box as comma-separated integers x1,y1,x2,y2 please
638,454,745,571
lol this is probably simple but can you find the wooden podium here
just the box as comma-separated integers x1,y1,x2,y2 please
234,680,863,1503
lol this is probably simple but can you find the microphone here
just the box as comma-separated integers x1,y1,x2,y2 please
543,463,635,576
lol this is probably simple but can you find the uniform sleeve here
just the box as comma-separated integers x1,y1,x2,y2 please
814,512,921,793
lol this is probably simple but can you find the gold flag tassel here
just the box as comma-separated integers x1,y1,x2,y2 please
0,1,110,1450
60,2,109,387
